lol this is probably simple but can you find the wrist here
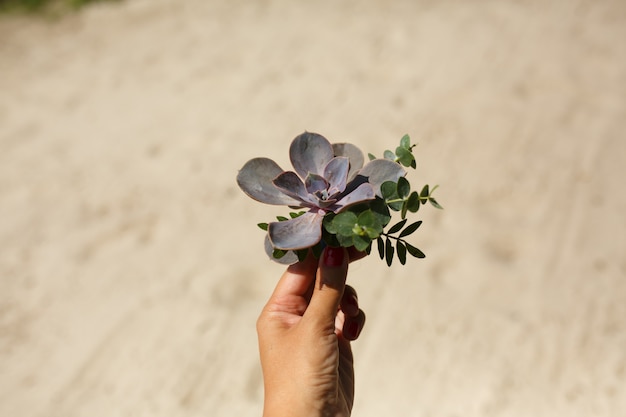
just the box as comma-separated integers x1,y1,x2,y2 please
263,396,349,417
262,394,315,417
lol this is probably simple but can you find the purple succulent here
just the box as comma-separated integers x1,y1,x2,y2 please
237,132,406,256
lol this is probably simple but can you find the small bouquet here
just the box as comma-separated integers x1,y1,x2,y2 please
236,132,442,265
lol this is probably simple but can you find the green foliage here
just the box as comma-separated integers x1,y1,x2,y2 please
374,219,425,266
320,174,438,266
323,207,386,252
369,133,417,169
272,248,288,259
260,134,442,266
380,173,438,221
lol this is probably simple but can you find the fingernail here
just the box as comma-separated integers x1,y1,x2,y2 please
346,321,360,340
345,295,359,316
323,247,345,267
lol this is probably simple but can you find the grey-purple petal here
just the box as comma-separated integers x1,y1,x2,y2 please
323,156,349,195
268,211,324,250
305,173,329,195
332,182,376,213
273,171,309,202
289,132,335,179
332,142,364,181
264,235,299,264
357,159,406,197
237,158,301,206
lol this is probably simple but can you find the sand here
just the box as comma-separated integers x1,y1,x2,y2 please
1,0,625,416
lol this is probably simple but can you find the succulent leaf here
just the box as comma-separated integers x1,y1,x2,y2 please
357,159,406,197
305,173,330,195
332,183,376,212
323,156,350,195
289,132,335,179
273,171,309,202
237,158,301,206
332,143,365,181
264,235,299,264
268,211,324,250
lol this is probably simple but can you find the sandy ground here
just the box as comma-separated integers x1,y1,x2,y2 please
1,0,625,416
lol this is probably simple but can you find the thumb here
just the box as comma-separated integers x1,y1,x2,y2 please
305,247,349,325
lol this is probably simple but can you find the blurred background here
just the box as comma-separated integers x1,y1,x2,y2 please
1,0,624,416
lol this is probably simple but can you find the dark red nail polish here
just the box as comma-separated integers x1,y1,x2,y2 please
344,295,359,316
323,247,345,267
346,321,360,340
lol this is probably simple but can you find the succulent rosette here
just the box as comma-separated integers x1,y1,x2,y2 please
237,132,442,265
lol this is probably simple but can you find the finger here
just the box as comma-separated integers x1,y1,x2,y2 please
265,252,317,312
341,285,359,318
267,247,363,305
343,309,366,341
304,246,349,325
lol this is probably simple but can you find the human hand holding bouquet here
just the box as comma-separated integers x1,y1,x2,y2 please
240,132,442,416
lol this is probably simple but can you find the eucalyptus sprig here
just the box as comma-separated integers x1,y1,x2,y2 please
368,134,417,168
237,132,442,266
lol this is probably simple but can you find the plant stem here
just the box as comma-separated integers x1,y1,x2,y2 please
380,232,404,242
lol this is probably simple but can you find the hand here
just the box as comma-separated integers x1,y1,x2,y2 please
257,247,367,417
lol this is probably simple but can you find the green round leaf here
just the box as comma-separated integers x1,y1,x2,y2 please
337,233,355,248
365,226,380,239
332,212,359,236
369,198,392,227
273,249,288,259
356,210,376,228
357,210,383,232
400,134,411,150
420,184,430,203
395,146,415,167
323,213,338,234
353,234,372,252
397,176,410,198
380,181,397,199
407,191,420,212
